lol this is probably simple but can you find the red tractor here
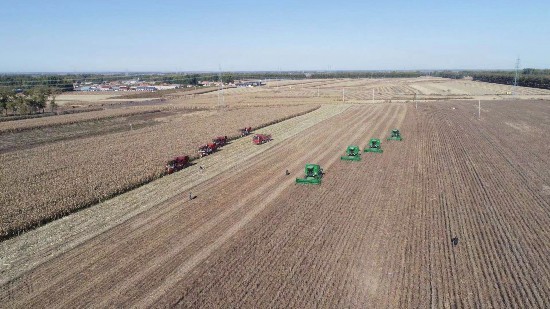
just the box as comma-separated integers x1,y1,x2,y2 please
213,136,228,147
239,127,252,137
165,156,190,174
198,142,217,157
253,134,272,145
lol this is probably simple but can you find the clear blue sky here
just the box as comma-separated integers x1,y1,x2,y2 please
0,0,548,72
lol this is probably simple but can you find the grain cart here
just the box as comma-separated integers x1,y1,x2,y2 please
386,129,403,141
252,134,272,145
296,164,323,184
340,145,361,161
165,156,190,174
364,138,383,153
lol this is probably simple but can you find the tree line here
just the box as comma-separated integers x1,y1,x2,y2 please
0,87,58,116
434,69,550,90
0,71,424,91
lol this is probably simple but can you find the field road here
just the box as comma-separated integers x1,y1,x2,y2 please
2,100,550,308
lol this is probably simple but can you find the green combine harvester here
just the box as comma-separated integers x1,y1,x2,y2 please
364,138,383,153
296,164,323,185
386,129,403,141
340,145,361,161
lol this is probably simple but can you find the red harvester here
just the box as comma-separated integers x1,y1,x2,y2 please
165,156,190,174
252,134,272,145
239,127,252,137
198,143,217,157
213,136,228,147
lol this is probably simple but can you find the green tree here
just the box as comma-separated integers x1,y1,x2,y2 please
222,74,234,84
189,74,200,86
0,87,14,115
50,88,60,113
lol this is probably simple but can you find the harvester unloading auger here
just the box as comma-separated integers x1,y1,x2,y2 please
364,138,383,153
296,164,323,184
387,129,403,141
341,145,361,161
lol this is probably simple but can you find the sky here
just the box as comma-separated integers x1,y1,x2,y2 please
0,0,549,72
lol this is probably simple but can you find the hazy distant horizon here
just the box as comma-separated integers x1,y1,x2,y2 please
1,0,549,72
0,69,537,75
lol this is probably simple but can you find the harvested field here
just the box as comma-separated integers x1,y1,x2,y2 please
0,104,317,239
171,77,550,109
1,99,549,307
0,107,166,133
0,110,200,153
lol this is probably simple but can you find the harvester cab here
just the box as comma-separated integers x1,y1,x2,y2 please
364,138,383,153
387,129,403,141
341,145,361,161
296,164,323,184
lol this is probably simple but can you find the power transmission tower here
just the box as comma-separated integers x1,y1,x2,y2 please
513,57,520,95
218,65,225,109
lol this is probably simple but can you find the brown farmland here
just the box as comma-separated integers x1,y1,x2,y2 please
0,104,317,238
1,98,550,308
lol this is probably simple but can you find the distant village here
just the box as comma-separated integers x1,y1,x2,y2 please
72,80,265,92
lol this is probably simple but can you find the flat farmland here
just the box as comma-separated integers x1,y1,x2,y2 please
172,77,550,109
1,99,550,307
0,104,317,239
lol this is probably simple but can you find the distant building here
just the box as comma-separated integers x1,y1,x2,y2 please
136,86,157,91
236,81,264,87
155,84,180,90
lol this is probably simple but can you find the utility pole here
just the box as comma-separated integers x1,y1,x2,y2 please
218,65,225,109
342,88,345,102
414,93,417,109
478,100,481,120
513,57,520,95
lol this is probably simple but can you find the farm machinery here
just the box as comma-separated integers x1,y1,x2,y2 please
198,136,228,157
165,156,189,174
296,164,323,184
386,129,403,141
213,136,228,147
240,127,252,137
253,134,272,145
341,145,361,161
364,138,383,153
198,143,217,157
